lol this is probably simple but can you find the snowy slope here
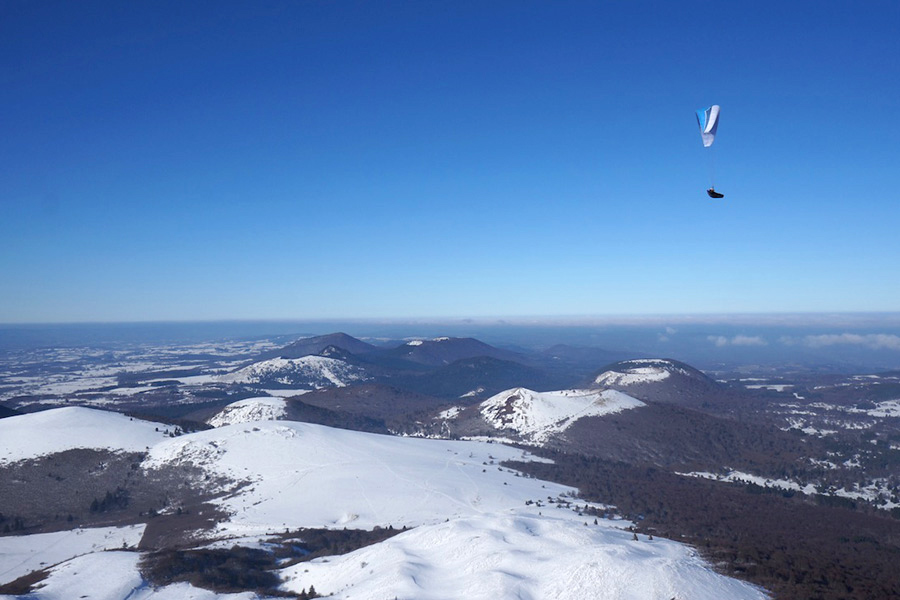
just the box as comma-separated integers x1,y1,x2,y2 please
207,397,286,427
2,550,257,600
281,511,768,600
0,414,772,599
479,388,646,443
0,407,168,465
142,421,574,537
139,422,767,599
217,356,368,388
0,525,144,586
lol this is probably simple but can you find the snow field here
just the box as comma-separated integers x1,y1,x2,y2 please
281,511,769,600
142,421,577,536
0,550,257,600
1,406,773,599
0,407,168,465
0,525,145,586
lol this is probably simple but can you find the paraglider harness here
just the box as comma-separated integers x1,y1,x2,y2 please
706,188,724,199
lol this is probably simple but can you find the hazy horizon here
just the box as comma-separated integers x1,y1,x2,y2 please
3,312,900,371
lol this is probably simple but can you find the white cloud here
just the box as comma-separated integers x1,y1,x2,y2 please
800,333,900,350
707,335,767,347
658,327,678,343
708,336,729,347
732,335,767,346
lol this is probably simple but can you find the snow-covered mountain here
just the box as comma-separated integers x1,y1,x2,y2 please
217,355,369,389
592,358,733,411
477,387,646,443
0,407,769,600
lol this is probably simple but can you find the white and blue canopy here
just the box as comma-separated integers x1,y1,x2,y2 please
696,105,720,147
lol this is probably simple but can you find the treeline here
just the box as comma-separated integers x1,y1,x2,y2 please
123,411,212,435
141,546,288,596
276,525,405,565
90,487,129,513
0,512,26,534
140,527,404,597
506,451,900,600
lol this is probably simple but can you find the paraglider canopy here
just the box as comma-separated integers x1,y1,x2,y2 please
696,105,720,147
696,105,723,198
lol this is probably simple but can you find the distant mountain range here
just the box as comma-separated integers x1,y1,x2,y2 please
2,330,897,599
205,340,813,479
219,332,617,399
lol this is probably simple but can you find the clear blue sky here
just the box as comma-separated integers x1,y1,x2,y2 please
2,1,898,323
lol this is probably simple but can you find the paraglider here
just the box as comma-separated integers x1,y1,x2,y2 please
696,105,724,198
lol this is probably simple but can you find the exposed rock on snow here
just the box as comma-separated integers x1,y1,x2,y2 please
479,388,646,443
207,397,287,427
594,361,675,386
217,356,368,388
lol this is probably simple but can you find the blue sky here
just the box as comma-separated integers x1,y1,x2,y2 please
2,1,898,323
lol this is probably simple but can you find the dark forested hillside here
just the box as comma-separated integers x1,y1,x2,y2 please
559,400,820,475
508,451,900,600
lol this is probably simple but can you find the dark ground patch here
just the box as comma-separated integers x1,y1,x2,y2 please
138,500,233,550
0,449,230,538
0,566,50,595
559,400,822,475
139,527,403,598
269,525,406,567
